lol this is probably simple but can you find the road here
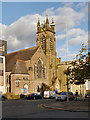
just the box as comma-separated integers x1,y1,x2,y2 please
1,99,89,118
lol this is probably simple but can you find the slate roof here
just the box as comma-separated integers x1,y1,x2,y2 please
11,60,29,74
6,46,39,72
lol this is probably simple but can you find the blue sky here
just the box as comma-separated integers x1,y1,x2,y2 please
0,2,88,61
2,2,62,24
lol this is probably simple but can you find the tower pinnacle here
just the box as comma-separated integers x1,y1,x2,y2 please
37,17,40,26
46,15,49,24
51,18,54,24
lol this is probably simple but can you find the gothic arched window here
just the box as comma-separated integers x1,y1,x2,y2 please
34,64,37,79
43,67,46,79
37,59,42,78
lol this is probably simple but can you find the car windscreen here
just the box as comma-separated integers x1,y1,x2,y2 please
56,92,61,95
69,92,73,95
87,92,90,95
60,92,67,95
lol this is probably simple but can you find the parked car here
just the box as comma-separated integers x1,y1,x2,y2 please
20,94,27,99
44,91,56,98
56,92,75,101
26,93,43,100
0,94,7,101
85,91,90,98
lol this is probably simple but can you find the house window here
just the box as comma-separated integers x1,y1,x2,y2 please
0,58,3,63
28,67,33,71
37,59,42,78
16,77,19,80
7,75,9,83
15,81,19,87
0,46,2,51
0,70,3,76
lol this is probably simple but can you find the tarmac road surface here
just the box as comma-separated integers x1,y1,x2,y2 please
1,99,89,118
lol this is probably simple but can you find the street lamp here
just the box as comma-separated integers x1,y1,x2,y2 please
55,22,69,102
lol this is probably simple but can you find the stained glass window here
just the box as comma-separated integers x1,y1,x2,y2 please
37,59,42,78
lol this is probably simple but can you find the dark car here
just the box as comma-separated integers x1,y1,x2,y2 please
20,94,27,99
26,93,43,100
85,91,90,98
0,94,7,101
2,95,7,100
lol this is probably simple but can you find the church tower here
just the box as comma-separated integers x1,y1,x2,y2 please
36,16,57,86
37,16,56,55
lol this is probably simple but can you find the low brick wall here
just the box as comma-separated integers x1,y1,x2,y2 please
4,93,20,99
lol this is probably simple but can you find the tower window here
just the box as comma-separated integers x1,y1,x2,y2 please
40,34,46,54
50,35,53,54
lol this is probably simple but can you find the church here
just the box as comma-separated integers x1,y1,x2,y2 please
5,16,88,96
5,16,63,95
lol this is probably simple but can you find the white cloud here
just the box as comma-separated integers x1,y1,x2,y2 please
56,28,87,45
1,14,43,51
76,2,86,8
43,7,55,16
57,44,77,61
0,23,7,39
69,34,88,45
50,6,87,34
0,4,88,53
62,2,74,7
56,28,88,60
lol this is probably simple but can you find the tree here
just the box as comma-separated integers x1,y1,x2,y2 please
64,43,89,97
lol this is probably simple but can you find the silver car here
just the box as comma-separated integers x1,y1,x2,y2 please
56,92,75,101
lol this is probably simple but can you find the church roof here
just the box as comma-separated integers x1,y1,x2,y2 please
6,46,39,72
11,60,29,74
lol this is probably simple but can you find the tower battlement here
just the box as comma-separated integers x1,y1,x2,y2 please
37,16,55,34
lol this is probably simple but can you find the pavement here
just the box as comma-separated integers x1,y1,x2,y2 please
40,98,90,112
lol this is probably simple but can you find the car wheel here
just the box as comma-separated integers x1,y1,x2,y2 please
56,99,58,101
65,97,67,101
56,97,58,101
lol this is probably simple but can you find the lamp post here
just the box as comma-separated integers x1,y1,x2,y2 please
55,22,69,102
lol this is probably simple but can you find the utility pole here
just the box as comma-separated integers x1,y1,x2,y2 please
66,23,69,102
67,74,69,102
55,22,69,102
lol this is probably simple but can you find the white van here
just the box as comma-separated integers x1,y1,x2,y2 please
44,91,56,98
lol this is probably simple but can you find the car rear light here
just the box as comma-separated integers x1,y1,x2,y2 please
30,95,32,96
49,92,51,96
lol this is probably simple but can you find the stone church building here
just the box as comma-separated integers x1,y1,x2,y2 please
5,16,62,95
5,16,87,96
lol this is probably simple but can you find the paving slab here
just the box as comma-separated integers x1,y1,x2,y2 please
40,99,90,112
